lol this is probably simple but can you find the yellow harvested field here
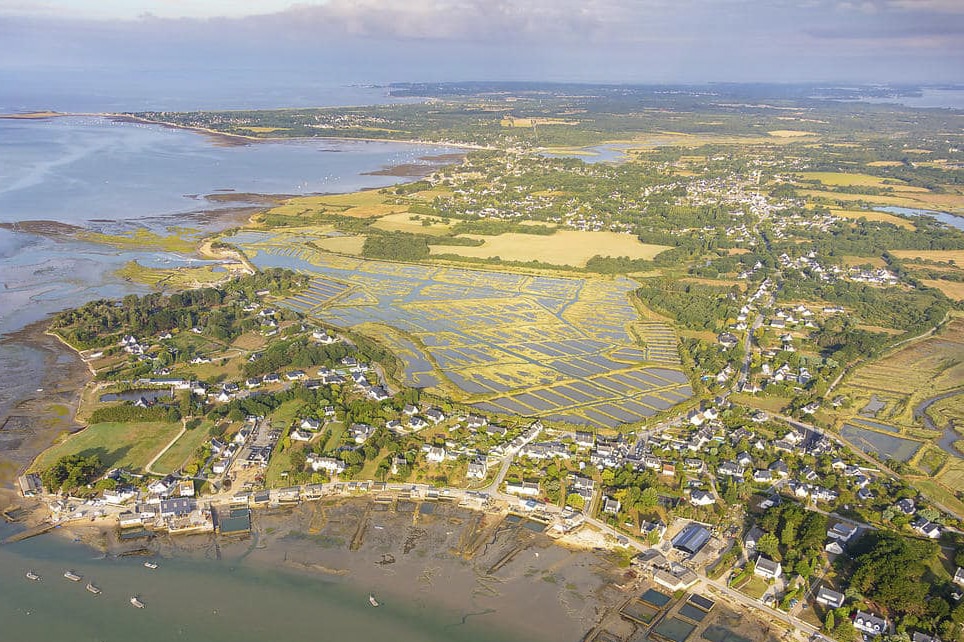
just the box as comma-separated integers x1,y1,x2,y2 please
904,149,933,154
313,235,366,255
727,248,750,255
800,189,964,214
830,208,915,229
767,130,816,138
867,161,904,167
922,279,964,301
800,172,905,187
890,249,964,264
370,212,454,236
429,230,670,267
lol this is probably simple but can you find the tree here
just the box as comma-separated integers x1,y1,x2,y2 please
757,533,781,559
566,493,585,510
825,611,836,632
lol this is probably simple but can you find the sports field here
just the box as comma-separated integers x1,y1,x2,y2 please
236,231,692,427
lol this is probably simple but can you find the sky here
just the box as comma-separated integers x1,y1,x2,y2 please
1,0,962,85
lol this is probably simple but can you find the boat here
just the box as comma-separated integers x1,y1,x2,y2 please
25,571,41,581
63,570,82,582
130,596,145,609
86,582,101,595
368,593,380,607
143,561,158,569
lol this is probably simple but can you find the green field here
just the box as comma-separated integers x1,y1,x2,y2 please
32,422,180,474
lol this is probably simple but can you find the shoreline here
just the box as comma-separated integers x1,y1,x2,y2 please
0,317,90,490
4,111,493,151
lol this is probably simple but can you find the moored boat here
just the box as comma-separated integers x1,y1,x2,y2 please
25,571,41,581
143,561,158,569
64,570,82,582
369,592,380,607
86,582,101,595
130,596,145,608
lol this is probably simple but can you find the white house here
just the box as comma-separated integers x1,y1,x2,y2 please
816,586,845,609
853,611,888,637
754,556,782,580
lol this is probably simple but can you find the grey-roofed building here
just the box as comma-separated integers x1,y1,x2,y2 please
816,586,845,608
672,523,711,555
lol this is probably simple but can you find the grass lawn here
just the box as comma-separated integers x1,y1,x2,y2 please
32,422,180,474
151,421,214,474
738,575,770,600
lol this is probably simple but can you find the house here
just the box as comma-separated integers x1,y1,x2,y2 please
639,520,666,541
754,556,782,580
769,460,789,477
911,517,942,539
306,455,346,474
653,565,699,591
402,404,418,416
912,633,940,642
300,417,321,431
853,611,888,637
574,431,595,448
954,566,964,587
425,408,445,424
816,586,845,609
752,469,773,483
896,498,916,515
466,414,488,429
289,429,314,442
827,522,858,542
825,541,844,555
159,498,197,518
407,416,428,431
505,481,540,497
718,332,739,349
426,447,446,464
17,473,43,497
744,526,765,551
467,460,487,480
348,423,376,444
367,385,390,401
177,480,195,498
718,461,744,478
602,496,621,515
690,490,716,506
485,424,508,438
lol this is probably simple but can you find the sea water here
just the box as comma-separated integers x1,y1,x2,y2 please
0,526,537,642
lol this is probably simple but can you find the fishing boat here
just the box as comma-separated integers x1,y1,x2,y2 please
130,596,145,609
63,570,82,582
143,561,158,569
368,593,380,607
86,582,101,595
25,571,41,581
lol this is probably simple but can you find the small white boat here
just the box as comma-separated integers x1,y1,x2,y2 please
368,593,380,607
143,561,158,569
130,596,145,609
25,571,41,581
86,582,101,595
64,570,82,582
